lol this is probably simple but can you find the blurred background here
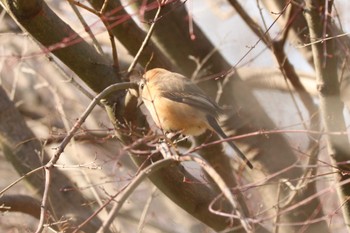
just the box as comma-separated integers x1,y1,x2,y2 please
1,0,350,232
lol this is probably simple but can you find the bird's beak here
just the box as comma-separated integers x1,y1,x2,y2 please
137,99,144,108
135,80,144,108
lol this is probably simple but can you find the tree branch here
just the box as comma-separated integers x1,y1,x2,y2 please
304,0,350,230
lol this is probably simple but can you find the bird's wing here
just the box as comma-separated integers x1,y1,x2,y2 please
161,91,220,117
158,75,220,117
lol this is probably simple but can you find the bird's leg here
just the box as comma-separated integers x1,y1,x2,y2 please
164,131,188,144
157,131,183,159
173,134,189,144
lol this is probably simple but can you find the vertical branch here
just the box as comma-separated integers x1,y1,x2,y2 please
127,0,166,73
304,0,350,229
68,1,105,55
68,0,120,71
99,0,120,71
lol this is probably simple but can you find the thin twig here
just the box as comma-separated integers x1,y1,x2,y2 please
304,0,350,228
94,158,174,233
179,154,252,232
69,0,120,71
100,0,110,14
228,0,319,171
99,0,120,70
34,82,138,233
273,180,283,233
107,29,120,70
96,150,252,232
68,1,105,55
0,166,43,196
36,167,51,233
47,54,96,101
278,143,320,208
127,0,166,73
66,0,100,15
248,175,350,225
137,186,158,233
49,82,137,166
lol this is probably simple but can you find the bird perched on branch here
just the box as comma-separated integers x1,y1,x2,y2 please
139,68,253,169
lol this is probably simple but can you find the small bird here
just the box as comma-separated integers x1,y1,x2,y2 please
139,68,253,169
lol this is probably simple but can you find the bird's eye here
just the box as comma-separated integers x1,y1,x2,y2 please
140,83,144,90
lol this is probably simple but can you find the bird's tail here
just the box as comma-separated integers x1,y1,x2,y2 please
226,139,253,169
206,116,253,169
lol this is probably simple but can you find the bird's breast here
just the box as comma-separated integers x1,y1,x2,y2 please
143,95,209,136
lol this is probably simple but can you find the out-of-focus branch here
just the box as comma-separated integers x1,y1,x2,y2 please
1,0,250,231
127,0,166,73
0,195,41,219
140,5,253,223
1,0,119,93
226,1,330,232
261,0,350,110
103,102,257,232
304,0,350,230
35,82,137,233
0,86,105,232
93,1,254,231
260,0,314,64
142,0,231,76
228,0,317,120
87,0,175,70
